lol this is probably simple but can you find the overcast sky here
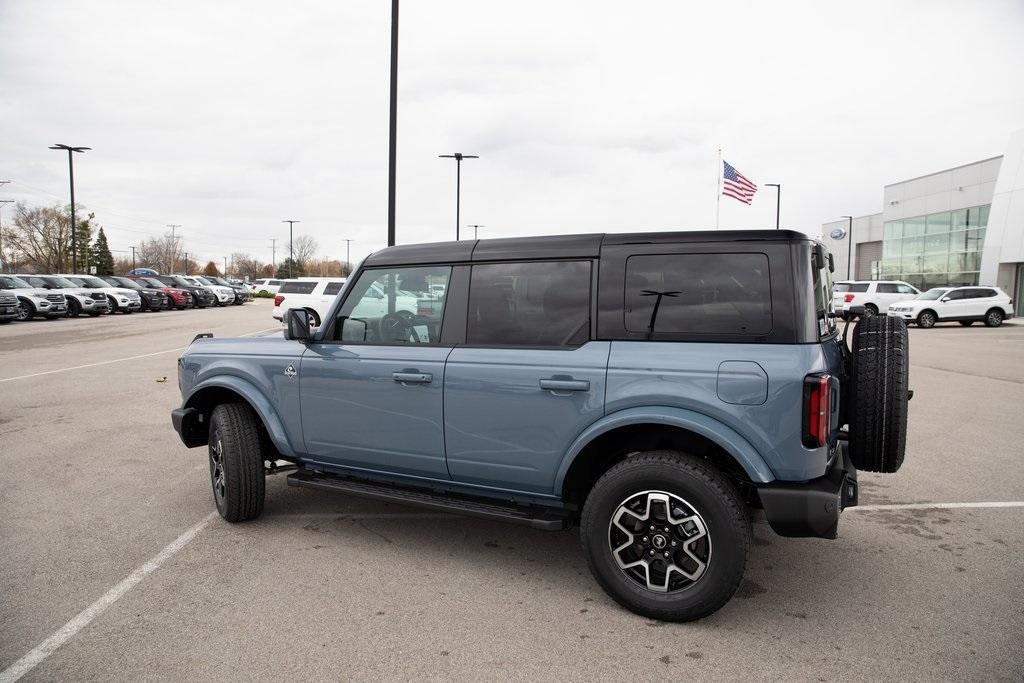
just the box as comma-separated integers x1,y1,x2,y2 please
2,0,1023,267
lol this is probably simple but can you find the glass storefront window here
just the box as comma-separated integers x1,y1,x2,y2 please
884,221,903,240
924,232,949,253
922,253,947,273
966,228,985,252
949,230,968,252
903,216,926,237
926,212,951,234
951,209,968,230
963,252,981,271
882,239,901,258
881,258,900,278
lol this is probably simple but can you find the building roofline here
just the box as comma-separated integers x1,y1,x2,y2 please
883,155,1003,188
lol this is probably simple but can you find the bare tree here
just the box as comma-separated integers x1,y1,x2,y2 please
136,233,184,273
230,252,263,281
292,234,318,266
4,203,72,273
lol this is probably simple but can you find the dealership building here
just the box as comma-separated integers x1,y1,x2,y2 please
822,128,1024,317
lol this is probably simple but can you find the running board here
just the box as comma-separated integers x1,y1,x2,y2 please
287,469,571,531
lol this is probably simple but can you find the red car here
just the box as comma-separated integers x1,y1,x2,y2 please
128,276,193,310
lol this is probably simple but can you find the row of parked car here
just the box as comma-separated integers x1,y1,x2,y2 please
0,273,252,323
833,279,1015,328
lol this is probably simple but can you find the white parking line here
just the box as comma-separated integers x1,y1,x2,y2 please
0,511,218,683
0,327,281,384
850,501,1024,511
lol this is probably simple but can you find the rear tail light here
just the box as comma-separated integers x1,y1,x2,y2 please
802,374,832,448
274,295,285,307
843,293,855,303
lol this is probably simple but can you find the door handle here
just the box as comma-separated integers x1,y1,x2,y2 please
393,372,432,384
539,378,590,393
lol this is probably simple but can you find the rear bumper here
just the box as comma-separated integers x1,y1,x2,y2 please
757,443,857,539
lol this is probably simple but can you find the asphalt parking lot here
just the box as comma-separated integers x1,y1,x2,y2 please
1,301,1022,680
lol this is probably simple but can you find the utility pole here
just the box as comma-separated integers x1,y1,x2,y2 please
270,238,277,273
130,246,137,273
343,239,353,272
387,0,399,247
183,252,189,275
166,224,181,274
49,144,91,272
282,220,299,278
439,153,478,240
0,197,13,272
223,256,228,277
467,224,485,239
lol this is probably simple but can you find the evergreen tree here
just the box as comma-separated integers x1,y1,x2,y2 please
275,257,304,279
72,213,94,273
202,260,220,276
92,228,115,275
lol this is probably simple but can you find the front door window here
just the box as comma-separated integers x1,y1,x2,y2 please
332,266,451,344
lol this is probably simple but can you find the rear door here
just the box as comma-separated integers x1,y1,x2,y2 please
443,260,608,494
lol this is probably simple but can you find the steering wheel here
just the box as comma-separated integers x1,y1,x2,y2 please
380,311,421,343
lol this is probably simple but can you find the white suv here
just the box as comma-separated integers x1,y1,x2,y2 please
0,274,68,320
888,286,1014,328
58,274,142,314
21,275,110,317
184,277,235,306
250,278,282,295
272,278,347,325
833,280,920,318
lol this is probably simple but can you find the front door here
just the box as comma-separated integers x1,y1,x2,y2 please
443,260,607,494
299,265,454,479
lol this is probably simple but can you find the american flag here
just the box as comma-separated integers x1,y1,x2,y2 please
722,160,757,204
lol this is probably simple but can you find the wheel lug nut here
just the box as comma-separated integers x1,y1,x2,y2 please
642,537,649,543
671,541,677,547
649,525,655,531
663,552,670,558
649,550,655,556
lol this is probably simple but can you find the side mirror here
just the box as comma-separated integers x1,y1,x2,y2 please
284,308,311,341
940,297,951,303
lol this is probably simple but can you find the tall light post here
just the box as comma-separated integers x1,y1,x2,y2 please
343,239,353,272
387,0,399,247
439,153,478,240
0,199,14,271
467,224,485,239
841,215,854,278
49,144,91,272
765,183,781,230
283,220,300,278
166,224,181,274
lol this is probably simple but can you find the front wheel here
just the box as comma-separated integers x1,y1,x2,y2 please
16,300,33,321
985,309,1004,328
916,310,937,328
107,296,118,314
66,299,81,318
208,403,267,522
580,451,750,622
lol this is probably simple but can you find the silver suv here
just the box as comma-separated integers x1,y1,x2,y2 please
0,274,67,320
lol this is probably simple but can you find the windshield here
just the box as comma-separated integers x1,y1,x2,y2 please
194,277,216,286
211,277,232,286
45,276,79,288
141,278,166,288
917,288,950,300
113,277,143,290
21,276,48,288
73,276,111,289
0,275,31,288
183,277,203,286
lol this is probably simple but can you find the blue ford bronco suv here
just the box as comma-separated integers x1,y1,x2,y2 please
173,230,909,621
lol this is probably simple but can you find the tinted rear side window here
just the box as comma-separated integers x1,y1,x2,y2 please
835,282,869,293
624,253,771,335
324,281,345,295
279,281,317,294
876,283,899,294
467,261,591,347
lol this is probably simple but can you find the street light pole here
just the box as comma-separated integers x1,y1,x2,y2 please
49,144,91,272
765,183,781,230
282,220,300,278
467,224,485,240
343,239,353,272
387,0,399,247
439,153,478,240
0,199,13,272
131,246,137,273
841,215,854,279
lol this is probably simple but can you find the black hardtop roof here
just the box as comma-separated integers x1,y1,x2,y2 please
364,229,810,266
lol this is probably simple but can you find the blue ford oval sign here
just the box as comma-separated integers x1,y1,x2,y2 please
830,227,847,240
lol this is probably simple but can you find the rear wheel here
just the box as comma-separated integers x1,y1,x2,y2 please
916,310,936,328
848,314,910,473
580,451,750,622
985,309,1004,328
208,403,267,522
862,304,878,317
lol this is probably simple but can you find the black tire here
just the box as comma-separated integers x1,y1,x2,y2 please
580,451,750,622
16,299,33,321
916,310,937,328
984,309,1004,328
88,311,102,317
958,320,973,327
208,403,267,523
862,304,878,317
848,314,909,473
107,296,118,314
66,299,81,318
0,319,10,324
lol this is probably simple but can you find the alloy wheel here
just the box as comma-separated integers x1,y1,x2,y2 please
608,490,711,593
209,433,226,507
16,302,30,321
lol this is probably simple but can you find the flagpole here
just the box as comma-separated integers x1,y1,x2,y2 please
715,148,722,230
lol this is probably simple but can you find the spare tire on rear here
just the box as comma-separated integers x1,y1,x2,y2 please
847,314,909,473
